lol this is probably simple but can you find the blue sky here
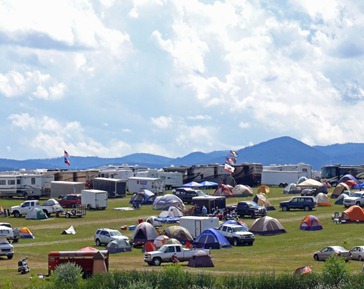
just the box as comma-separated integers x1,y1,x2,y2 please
1,0,364,160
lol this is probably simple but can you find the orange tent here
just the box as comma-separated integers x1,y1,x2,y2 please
341,206,364,222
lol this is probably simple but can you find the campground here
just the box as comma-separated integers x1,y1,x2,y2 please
0,187,364,287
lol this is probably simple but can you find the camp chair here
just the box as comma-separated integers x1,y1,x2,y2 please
333,212,340,224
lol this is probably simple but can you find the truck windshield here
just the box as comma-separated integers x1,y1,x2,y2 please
233,227,247,232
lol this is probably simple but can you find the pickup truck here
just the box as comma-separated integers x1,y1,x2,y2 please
144,244,209,266
217,224,255,246
10,199,64,218
343,192,364,208
235,201,267,218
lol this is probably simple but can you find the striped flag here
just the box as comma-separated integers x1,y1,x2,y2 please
64,150,70,166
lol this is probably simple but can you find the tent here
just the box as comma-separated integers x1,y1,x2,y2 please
182,182,204,188
193,228,231,250
213,184,234,197
106,238,132,253
152,195,184,210
25,207,48,220
199,181,218,188
160,225,193,244
165,238,181,245
294,266,313,276
299,215,323,231
345,179,358,188
341,205,364,222
257,184,270,195
62,225,77,235
297,176,308,184
298,179,324,187
232,185,253,197
155,206,183,223
146,216,163,227
153,235,170,249
250,216,286,235
131,222,158,246
315,193,331,207
338,174,359,184
129,189,156,206
331,183,350,199
253,193,275,210
188,250,214,267
334,193,349,205
19,227,34,239
283,183,302,194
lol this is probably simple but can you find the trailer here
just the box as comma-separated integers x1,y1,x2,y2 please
127,177,165,195
81,189,108,210
179,216,220,238
93,177,126,198
48,248,109,277
192,196,226,214
50,181,85,198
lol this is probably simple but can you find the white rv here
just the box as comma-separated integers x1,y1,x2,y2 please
135,169,183,190
127,177,165,195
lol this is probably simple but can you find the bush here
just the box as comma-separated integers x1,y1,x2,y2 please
52,262,84,288
321,255,349,287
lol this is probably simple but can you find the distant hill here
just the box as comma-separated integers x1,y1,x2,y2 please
2,136,364,171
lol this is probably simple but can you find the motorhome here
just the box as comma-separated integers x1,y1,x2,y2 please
136,169,183,190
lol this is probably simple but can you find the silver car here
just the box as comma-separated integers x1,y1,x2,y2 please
313,246,350,261
94,228,129,246
350,246,364,261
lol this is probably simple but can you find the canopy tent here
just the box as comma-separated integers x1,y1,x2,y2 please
250,216,286,235
181,182,204,188
152,195,184,210
299,215,323,231
131,222,158,246
232,184,253,197
193,228,232,250
315,193,331,207
160,225,193,244
188,250,214,267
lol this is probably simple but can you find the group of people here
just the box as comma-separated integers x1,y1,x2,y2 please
194,205,208,216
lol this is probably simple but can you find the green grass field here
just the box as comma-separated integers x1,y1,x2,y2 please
0,187,363,288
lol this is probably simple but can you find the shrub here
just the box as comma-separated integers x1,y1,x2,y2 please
321,255,349,287
52,262,83,288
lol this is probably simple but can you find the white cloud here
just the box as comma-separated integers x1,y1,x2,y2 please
151,116,174,129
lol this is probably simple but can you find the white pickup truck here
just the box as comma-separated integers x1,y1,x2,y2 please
144,244,209,266
10,199,64,218
217,224,255,246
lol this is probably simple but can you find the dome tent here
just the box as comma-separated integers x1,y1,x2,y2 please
299,215,323,231
250,216,286,236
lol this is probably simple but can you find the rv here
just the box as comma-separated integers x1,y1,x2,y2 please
179,216,220,238
135,169,183,190
127,177,165,195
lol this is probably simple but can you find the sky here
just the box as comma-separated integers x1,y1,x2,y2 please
1,0,364,160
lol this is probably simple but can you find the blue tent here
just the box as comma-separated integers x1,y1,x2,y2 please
339,174,359,184
193,228,231,250
199,181,218,188
182,181,203,188
129,189,156,205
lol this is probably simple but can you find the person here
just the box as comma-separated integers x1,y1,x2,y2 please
201,206,207,216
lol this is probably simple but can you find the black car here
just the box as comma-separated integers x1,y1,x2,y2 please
172,188,206,204
235,201,267,218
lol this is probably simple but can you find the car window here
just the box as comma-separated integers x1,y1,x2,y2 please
176,246,181,252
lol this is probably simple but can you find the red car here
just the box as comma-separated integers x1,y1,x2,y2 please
58,194,81,208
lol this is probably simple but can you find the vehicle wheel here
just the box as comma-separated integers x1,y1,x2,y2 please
13,211,21,218
43,210,50,217
13,238,19,243
233,238,239,246
304,206,310,211
358,255,362,261
282,206,288,212
152,257,162,266
23,193,29,200
65,213,71,218
95,239,101,246
356,202,361,206
71,204,76,208
250,212,255,218
314,254,320,261
7,255,13,260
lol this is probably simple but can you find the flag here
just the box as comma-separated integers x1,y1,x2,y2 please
226,157,236,165
64,150,70,166
230,150,238,158
224,163,235,174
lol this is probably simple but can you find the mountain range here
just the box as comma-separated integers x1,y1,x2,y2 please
1,136,364,172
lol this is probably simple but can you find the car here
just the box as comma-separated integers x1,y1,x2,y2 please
58,194,82,208
0,237,14,259
313,246,351,261
217,224,255,246
172,188,206,204
0,223,20,243
94,228,129,246
235,201,267,218
349,246,364,261
343,192,364,208
279,196,316,211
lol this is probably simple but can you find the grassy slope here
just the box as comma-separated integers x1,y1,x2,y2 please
0,187,363,287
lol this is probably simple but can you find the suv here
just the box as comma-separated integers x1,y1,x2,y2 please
217,224,255,246
172,188,206,204
343,192,364,208
58,194,81,208
0,237,14,259
235,201,267,218
280,196,316,211
94,228,129,246
0,223,20,243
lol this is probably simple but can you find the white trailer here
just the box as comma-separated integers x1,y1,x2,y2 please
127,177,165,195
179,216,220,239
50,181,85,198
81,189,108,210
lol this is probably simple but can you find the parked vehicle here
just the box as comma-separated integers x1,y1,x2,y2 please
349,246,364,261
10,199,64,218
313,246,350,261
235,201,267,218
173,188,206,204
81,189,108,210
0,237,14,259
144,244,209,266
343,192,364,208
279,196,316,211
0,222,20,243
217,224,255,246
58,194,81,208
17,257,29,274
94,228,129,246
